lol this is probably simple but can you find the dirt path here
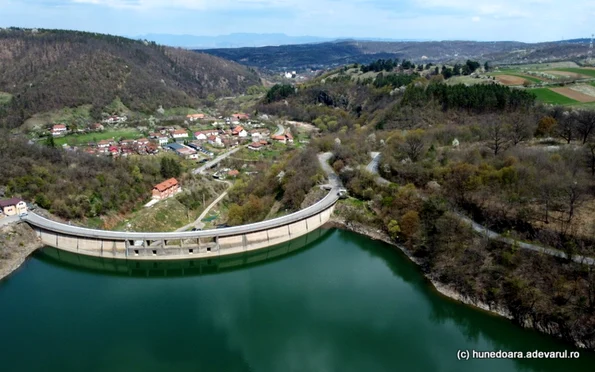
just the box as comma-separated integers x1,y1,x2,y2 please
175,179,232,232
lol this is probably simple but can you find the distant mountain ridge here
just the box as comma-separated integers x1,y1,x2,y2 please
199,39,594,72
133,33,334,49
133,33,435,49
0,28,261,128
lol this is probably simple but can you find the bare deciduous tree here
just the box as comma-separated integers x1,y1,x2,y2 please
486,121,509,156
557,111,576,144
506,114,533,146
576,110,595,144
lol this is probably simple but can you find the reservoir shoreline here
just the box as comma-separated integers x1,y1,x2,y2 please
325,217,590,350
1,217,592,350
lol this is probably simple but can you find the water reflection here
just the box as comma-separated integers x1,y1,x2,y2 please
1,228,593,372
36,228,334,278
352,231,593,372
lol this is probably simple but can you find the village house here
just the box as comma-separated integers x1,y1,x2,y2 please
248,142,265,151
108,146,120,157
151,178,180,200
90,123,105,131
271,135,287,144
228,169,240,178
285,131,294,143
97,139,113,149
136,138,149,146
176,146,198,160
208,135,223,147
171,129,189,140
232,113,250,121
102,115,127,124
145,143,159,154
156,135,169,145
186,113,205,122
194,130,218,140
51,124,67,136
119,139,136,147
0,198,28,216
250,128,270,139
232,126,248,137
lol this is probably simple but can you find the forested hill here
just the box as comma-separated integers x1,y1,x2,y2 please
0,28,262,129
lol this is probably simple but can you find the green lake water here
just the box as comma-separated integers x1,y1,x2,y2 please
0,228,593,372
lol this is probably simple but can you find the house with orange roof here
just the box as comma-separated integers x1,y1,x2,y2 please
186,113,205,122
171,129,189,140
152,178,181,200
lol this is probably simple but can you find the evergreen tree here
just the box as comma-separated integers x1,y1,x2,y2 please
45,136,55,148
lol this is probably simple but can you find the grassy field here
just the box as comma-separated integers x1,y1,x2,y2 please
530,88,578,105
162,107,201,117
114,197,199,232
569,102,595,109
235,143,290,161
21,105,93,131
554,68,595,78
54,129,141,146
0,92,12,105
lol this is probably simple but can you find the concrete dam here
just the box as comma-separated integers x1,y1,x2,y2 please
23,187,341,261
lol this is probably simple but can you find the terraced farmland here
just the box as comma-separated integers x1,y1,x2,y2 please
553,68,595,78
529,88,578,105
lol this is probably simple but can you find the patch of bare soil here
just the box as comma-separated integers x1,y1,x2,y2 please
495,75,526,85
551,87,595,102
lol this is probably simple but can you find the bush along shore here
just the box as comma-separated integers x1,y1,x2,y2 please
327,207,595,350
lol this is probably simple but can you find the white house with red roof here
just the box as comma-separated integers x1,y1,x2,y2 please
51,124,67,136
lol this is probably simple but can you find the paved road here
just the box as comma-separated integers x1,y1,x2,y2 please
0,215,20,227
274,123,285,137
366,152,390,185
458,214,595,265
318,152,342,187
192,146,244,175
366,152,595,265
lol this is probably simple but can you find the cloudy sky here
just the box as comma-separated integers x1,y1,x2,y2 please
0,0,593,42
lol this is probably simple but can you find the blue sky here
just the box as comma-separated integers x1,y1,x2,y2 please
0,0,593,42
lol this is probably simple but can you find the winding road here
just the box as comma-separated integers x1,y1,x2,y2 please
274,123,285,137
365,152,595,265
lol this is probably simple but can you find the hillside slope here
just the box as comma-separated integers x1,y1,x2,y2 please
0,28,261,128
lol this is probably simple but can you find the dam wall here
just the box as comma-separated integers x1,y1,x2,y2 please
30,204,336,261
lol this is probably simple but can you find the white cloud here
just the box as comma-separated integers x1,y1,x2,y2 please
472,16,480,22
